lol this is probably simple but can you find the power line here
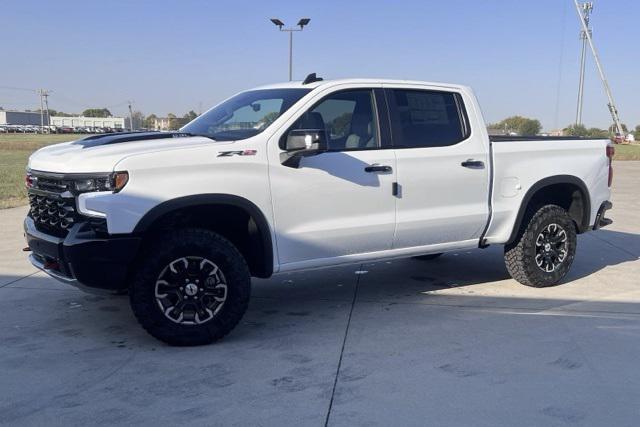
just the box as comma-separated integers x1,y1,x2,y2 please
0,85,37,92
553,0,568,131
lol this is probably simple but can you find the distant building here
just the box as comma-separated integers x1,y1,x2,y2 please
626,133,635,143
49,116,125,129
153,117,172,131
549,129,566,137
0,110,125,129
0,110,48,125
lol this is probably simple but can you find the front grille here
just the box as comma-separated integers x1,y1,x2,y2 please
34,176,71,193
28,193,78,237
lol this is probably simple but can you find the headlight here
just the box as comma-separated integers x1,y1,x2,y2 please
75,178,103,192
73,171,129,193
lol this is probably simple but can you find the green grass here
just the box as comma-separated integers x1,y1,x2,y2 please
0,134,80,208
1,134,639,209
613,143,640,161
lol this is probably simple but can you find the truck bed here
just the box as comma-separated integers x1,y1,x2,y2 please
489,135,600,142
483,136,611,245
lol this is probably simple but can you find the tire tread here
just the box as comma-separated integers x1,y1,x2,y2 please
130,228,251,346
504,205,576,288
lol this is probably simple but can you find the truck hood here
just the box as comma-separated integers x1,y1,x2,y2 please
28,132,224,173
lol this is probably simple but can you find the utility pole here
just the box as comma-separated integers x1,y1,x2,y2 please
38,90,44,133
36,89,51,134
270,18,311,81
128,100,135,131
572,0,624,138
43,91,50,131
575,2,593,126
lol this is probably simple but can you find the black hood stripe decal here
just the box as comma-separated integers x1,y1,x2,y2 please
73,132,195,149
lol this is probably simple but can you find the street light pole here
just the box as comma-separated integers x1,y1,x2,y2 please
288,30,293,81
270,18,310,81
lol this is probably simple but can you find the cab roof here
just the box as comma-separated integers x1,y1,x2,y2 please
253,78,468,92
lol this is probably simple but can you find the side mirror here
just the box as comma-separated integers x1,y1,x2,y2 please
286,129,327,152
281,129,328,168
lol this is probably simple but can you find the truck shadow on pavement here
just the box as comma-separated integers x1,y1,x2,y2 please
0,229,637,348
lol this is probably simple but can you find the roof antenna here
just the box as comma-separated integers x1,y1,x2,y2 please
302,73,323,85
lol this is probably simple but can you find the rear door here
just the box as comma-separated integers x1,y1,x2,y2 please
385,85,490,249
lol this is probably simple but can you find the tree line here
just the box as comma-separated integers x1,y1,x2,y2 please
489,115,640,140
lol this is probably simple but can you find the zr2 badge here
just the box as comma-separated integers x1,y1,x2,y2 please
217,150,258,157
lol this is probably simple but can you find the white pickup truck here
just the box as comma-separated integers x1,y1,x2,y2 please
24,75,614,346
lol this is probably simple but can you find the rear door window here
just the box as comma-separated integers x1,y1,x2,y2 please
387,89,469,148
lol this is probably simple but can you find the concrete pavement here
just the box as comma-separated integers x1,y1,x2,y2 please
1,162,639,426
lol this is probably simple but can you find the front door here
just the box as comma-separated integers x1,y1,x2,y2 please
269,88,397,269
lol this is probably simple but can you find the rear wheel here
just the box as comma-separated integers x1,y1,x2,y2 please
504,205,577,288
130,228,251,346
413,253,443,261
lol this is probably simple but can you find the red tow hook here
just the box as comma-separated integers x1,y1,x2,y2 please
44,261,60,270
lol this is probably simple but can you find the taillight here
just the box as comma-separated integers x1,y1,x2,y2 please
606,145,615,187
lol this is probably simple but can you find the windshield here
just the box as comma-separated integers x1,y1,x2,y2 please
181,88,311,141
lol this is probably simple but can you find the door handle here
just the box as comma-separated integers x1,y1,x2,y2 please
364,164,393,173
461,159,485,169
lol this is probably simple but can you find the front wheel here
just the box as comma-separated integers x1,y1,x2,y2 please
504,205,577,288
130,228,251,346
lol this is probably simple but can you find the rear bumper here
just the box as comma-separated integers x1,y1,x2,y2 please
24,217,141,292
593,201,613,230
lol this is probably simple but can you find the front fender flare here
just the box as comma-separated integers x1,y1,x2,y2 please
133,194,274,277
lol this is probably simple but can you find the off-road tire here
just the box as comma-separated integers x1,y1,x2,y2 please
130,228,251,346
413,253,444,261
505,205,577,288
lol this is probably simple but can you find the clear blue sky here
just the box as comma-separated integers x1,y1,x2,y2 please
2,0,638,130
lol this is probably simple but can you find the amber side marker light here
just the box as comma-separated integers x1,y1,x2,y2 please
112,171,129,192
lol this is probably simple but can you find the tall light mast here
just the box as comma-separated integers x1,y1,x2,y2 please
270,18,311,81
572,0,624,137
575,2,592,126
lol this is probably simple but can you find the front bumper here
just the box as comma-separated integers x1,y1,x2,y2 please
593,201,613,230
24,217,141,292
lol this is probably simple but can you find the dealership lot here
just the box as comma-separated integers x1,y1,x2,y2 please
1,162,639,426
